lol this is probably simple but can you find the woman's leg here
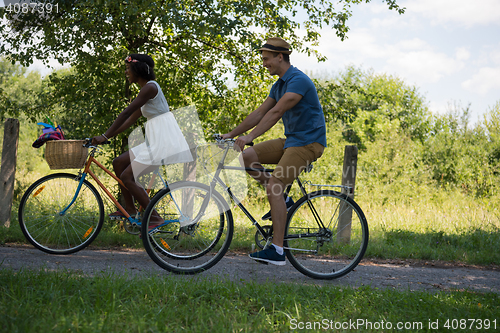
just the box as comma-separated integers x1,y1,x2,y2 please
120,162,163,223
113,151,137,215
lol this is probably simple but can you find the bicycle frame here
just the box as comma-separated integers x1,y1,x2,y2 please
140,137,368,279
60,144,167,224
198,142,326,245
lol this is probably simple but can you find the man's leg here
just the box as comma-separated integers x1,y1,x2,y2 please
241,138,286,187
249,175,287,266
245,140,287,265
241,147,272,186
248,143,323,265
267,176,286,247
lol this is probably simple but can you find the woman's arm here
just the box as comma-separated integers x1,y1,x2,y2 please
105,83,157,137
92,83,157,144
113,109,142,134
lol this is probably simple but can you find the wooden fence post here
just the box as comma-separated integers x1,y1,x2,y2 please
337,145,358,243
0,118,20,227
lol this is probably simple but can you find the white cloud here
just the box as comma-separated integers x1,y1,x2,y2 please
369,15,411,29
404,0,500,28
384,49,465,83
395,38,429,51
455,47,470,61
428,100,449,115
471,43,500,67
320,34,467,84
366,2,392,14
462,67,500,95
489,44,500,65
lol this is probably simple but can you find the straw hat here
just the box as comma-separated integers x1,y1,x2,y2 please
258,37,292,55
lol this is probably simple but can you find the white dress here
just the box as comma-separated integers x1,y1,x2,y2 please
130,81,193,166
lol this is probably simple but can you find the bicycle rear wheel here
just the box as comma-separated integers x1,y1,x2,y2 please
284,190,368,279
141,181,233,274
18,173,104,254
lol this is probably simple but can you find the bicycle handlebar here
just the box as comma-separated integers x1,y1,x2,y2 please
83,138,111,148
213,134,254,147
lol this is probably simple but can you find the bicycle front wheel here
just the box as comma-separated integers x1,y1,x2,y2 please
284,190,368,279
141,181,233,274
18,173,104,254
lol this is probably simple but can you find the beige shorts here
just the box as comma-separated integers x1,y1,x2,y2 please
252,138,324,186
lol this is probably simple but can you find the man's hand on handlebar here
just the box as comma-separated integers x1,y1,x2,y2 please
234,135,254,152
217,133,254,152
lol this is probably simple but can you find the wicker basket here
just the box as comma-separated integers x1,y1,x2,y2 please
45,140,88,169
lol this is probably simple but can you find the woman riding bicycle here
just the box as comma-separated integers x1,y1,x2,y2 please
92,54,192,227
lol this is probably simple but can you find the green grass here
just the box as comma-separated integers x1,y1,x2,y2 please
0,268,499,333
356,189,500,266
0,219,144,250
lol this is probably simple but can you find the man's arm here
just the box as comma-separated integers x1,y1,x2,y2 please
223,97,277,138
234,92,302,150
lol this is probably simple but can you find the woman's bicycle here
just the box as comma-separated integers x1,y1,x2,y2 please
140,135,369,280
18,139,166,254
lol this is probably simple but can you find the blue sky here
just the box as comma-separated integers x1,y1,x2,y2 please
293,0,500,124
3,0,499,123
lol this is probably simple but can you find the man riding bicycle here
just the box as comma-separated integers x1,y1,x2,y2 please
222,37,327,265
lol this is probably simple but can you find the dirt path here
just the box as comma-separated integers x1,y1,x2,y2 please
1,245,499,293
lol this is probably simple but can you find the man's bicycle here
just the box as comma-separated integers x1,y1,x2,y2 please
140,135,368,280
18,139,165,254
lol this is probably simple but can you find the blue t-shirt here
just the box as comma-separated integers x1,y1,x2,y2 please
269,66,327,148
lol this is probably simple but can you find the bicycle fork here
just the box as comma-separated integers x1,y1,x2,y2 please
56,173,96,239
59,173,88,216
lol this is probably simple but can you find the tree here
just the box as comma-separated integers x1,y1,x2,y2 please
420,103,496,196
0,0,404,142
0,57,43,121
0,58,47,188
481,100,500,175
316,66,430,146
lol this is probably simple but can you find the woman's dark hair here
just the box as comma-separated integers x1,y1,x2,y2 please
125,54,156,80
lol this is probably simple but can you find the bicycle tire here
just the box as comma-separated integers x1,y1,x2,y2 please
284,190,368,279
18,173,104,254
141,181,233,274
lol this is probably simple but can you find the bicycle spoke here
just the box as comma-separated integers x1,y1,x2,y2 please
284,190,368,279
141,181,233,274
19,173,104,254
